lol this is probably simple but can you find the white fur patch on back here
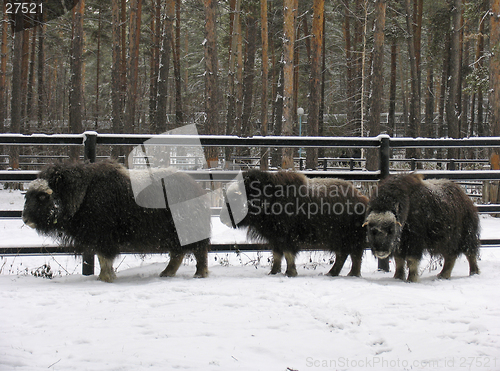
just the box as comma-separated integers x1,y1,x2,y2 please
365,211,397,225
28,179,53,194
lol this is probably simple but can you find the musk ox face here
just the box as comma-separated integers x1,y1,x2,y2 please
364,210,402,259
22,179,61,233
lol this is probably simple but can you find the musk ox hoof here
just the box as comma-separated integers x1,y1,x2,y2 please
193,269,209,278
347,271,362,278
98,271,117,283
393,272,406,281
285,269,298,277
437,272,452,280
159,270,177,278
406,274,419,283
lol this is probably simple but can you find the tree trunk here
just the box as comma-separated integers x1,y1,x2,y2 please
149,0,161,130
271,57,284,168
446,0,462,159
260,0,269,170
25,27,37,133
10,17,24,169
306,0,324,169
225,0,240,165
0,4,8,134
388,39,397,136
173,0,183,126
491,0,500,148
414,0,423,102
36,12,45,128
111,0,122,158
475,1,486,137
424,33,435,139
155,0,174,133
282,0,296,169
438,32,450,141
318,12,326,158
124,0,143,134
366,0,386,171
203,0,220,167
343,1,354,133
94,7,101,129
241,3,258,143
403,0,420,161
235,10,244,139
20,28,30,134
69,0,85,161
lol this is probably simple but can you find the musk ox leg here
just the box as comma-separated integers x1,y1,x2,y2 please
437,254,457,279
466,253,480,276
347,253,363,277
160,252,185,277
406,257,420,283
326,252,348,277
269,250,283,275
97,255,117,283
393,256,406,281
193,246,209,278
284,251,298,277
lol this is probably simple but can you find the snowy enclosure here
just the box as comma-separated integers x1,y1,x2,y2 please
1,188,500,371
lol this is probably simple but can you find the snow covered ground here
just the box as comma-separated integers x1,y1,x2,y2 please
1,188,500,371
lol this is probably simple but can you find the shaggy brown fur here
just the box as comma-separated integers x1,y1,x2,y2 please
365,173,480,282
221,170,368,277
22,160,210,282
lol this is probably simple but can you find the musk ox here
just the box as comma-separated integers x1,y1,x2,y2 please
364,173,480,282
22,160,210,282
220,170,368,277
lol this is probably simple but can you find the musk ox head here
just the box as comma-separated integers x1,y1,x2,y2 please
22,163,91,234
22,178,62,233
364,210,403,259
364,176,412,258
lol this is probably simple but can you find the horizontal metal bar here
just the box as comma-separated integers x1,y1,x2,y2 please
0,211,22,218
1,133,500,148
390,137,500,148
415,170,500,181
3,204,499,219
476,205,500,213
2,240,500,256
95,134,382,148
0,133,83,145
390,158,488,164
0,170,38,182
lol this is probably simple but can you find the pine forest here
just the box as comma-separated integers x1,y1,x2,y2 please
1,0,500,169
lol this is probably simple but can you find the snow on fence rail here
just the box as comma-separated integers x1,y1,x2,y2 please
1,132,500,275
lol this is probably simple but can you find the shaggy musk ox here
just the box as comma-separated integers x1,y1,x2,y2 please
22,160,210,282
364,173,480,282
220,170,368,277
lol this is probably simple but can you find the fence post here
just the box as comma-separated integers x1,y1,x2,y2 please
379,134,390,179
84,131,97,163
377,134,391,272
82,131,98,276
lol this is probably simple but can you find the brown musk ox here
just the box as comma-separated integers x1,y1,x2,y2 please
22,160,210,282
364,173,480,282
220,170,368,277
